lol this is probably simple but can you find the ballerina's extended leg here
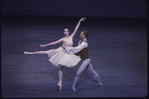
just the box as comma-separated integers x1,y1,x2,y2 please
24,50,50,55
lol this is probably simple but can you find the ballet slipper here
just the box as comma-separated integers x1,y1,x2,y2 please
24,52,29,54
72,86,77,92
24,52,28,54
24,52,32,54
97,82,103,87
57,82,62,91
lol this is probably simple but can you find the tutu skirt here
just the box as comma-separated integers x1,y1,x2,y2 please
48,46,81,67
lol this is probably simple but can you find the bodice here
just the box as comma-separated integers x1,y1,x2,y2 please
63,37,73,47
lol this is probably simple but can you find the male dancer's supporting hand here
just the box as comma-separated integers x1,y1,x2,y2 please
62,45,66,49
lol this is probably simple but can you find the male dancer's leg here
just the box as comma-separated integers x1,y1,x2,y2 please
72,59,90,91
87,62,103,86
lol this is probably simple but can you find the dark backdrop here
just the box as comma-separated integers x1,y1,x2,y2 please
1,0,147,17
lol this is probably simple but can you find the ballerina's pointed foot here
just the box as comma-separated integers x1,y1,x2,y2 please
97,82,103,87
72,86,77,92
24,52,32,54
57,82,62,91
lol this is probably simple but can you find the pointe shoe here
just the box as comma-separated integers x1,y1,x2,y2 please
57,82,62,91
24,52,32,54
72,86,77,92
24,52,29,54
97,82,103,87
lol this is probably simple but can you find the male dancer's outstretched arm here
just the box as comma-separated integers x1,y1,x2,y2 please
63,41,87,54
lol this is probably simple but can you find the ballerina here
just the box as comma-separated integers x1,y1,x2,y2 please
24,17,86,90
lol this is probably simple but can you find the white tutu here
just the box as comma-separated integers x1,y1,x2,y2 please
48,46,81,67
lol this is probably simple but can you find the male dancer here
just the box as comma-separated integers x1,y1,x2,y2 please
62,30,103,92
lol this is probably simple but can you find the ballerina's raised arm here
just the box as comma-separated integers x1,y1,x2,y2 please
70,17,86,38
39,17,86,48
